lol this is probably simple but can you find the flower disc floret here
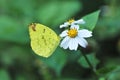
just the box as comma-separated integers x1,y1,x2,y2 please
68,19,75,24
67,29,78,38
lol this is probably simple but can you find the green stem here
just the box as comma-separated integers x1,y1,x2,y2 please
78,47,98,76
80,51,99,80
81,52,96,73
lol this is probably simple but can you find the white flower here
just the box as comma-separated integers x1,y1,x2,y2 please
60,25,92,50
60,19,85,28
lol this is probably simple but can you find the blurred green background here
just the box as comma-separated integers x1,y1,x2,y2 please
0,0,120,80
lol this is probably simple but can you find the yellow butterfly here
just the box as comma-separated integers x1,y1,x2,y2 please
29,23,60,58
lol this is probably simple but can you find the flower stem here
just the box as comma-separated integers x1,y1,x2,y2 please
81,51,96,72
80,51,99,80
78,47,97,75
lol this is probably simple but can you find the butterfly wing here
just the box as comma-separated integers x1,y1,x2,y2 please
29,23,60,58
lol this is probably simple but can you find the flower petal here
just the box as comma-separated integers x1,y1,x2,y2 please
60,22,69,28
72,19,85,25
73,38,79,50
70,25,79,30
61,40,69,49
68,38,78,50
60,36,70,49
68,39,74,50
78,29,92,38
76,37,88,48
60,30,68,38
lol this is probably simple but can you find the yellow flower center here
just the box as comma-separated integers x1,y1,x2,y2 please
67,29,78,38
68,19,75,24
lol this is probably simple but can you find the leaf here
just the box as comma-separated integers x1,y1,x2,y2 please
81,10,100,31
29,23,60,57
0,69,10,80
37,1,81,27
96,66,116,75
15,75,27,80
94,18,120,40
0,45,32,66
40,47,67,76
107,66,120,80
0,16,29,44
8,0,34,17
78,53,99,68
99,77,106,80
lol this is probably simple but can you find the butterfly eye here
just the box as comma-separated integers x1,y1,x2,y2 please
30,23,36,31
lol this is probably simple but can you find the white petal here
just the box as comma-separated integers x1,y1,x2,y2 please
60,22,69,28
68,38,78,50
61,40,70,49
70,25,79,30
68,39,74,50
60,30,68,38
60,36,70,49
73,38,79,50
76,37,88,48
72,19,85,25
60,24,66,28
78,29,92,38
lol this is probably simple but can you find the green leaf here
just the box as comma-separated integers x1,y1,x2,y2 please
37,1,81,27
94,18,120,40
0,45,32,66
99,77,106,80
8,0,34,18
0,69,10,80
81,10,100,31
40,47,67,76
107,66,120,80
96,66,116,75
15,75,27,80
0,16,29,44
78,53,99,68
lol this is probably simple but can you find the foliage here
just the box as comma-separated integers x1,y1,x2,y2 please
78,53,99,69
0,0,120,80
81,10,100,31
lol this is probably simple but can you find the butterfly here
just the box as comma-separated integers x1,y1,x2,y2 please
29,23,60,58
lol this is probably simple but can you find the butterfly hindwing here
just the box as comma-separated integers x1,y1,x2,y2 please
29,23,60,57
